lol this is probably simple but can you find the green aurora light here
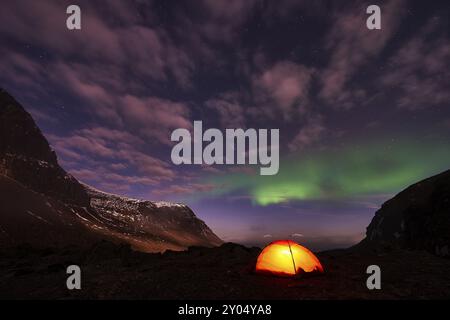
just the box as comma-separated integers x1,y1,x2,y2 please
204,139,450,206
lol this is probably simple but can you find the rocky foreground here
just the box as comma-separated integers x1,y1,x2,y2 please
1,242,449,300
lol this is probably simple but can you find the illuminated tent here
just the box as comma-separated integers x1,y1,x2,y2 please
255,240,324,277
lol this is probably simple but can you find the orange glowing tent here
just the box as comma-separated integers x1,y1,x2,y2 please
255,240,324,277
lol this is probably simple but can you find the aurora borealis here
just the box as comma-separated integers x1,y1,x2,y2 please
207,138,450,206
1,0,449,249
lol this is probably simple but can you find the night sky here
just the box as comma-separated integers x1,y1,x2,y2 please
1,0,449,250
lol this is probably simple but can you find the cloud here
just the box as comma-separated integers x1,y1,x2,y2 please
319,0,405,109
380,20,450,110
117,25,195,88
70,167,161,194
291,233,304,238
263,234,273,238
1,29,197,144
289,116,326,151
0,50,48,96
52,63,117,107
120,95,192,145
48,124,234,199
0,1,195,91
45,61,194,145
48,126,176,186
192,0,259,43
152,182,218,197
205,96,246,128
253,61,314,119
0,1,122,61
28,108,58,124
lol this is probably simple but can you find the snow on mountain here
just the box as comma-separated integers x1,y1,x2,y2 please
82,183,222,252
84,184,187,211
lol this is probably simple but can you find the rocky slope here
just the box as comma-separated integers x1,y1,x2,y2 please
0,89,89,206
0,88,222,251
84,185,222,251
359,169,450,257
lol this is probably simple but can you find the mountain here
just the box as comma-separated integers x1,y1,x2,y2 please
0,88,222,251
359,169,450,257
84,185,222,252
0,89,89,206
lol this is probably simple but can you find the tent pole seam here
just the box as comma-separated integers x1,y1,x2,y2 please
287,241,297,275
